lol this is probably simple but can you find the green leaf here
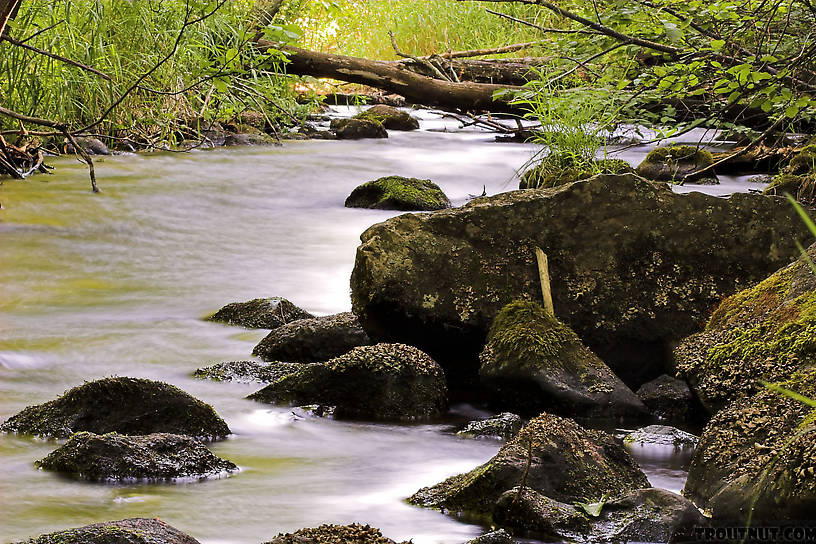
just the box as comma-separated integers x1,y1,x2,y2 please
785,105,800,118
711,39,726,51
760,380,816,408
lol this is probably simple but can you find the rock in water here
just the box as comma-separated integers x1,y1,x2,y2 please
330,118,387,139
345,176,451,211
636,145,718,184
350,174,808,384
264,524,407,544
624,425,698,448
36,432,237,481
676,242,816,412
409,412,648,516
207,297,313,329
519,153,633,189
466,530,515,544
248,343,447,421
13,518,200,544
457,412,522,441
354,105,419,131
492,487,588,540
479,300,645,418
636,374,698,423
193,361,302,384
0,377,230,439
253,312,370,363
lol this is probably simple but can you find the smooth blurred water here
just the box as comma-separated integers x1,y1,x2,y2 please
0,109,733,543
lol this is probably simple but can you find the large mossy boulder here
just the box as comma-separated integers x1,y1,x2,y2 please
264,524,407,544
253,312,370,363
683,367,816,523
36,431,237,481
636,145,718,184
763,144,816,206
0,377,230,440
479,301,645,418
248,343,447,421
13,518,200,544
408,412,649,516
519,154,633,189
354,105,419,131
206,297,313,329
193,360,302,383
330,118,387,139
345,176,451,211
350,174,808,385
676,243,816,412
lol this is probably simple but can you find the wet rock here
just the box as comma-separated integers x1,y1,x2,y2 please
253,311,371,363
493,487,587,540
289,124,338,140
354,105,419,131
13,518,200,544
207,297,313,329
684,367,816,523
519,154,632,189
248,343,447,421
763,144,816,206
676,243,816,412
409,412,649,516
636,145,718,184
0,377,230,440
624,425,698,448
636,374,698,422
330,118,388,139
345,176,451,211
65,136,110,156
36,431,237,481
466,529,515,544
193,360,302,384
479,300,646,418
223,132,276,146
350,174,808,385
264,523,407,544
457,412,522,441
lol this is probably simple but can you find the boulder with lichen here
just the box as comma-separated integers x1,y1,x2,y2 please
193,360,302,383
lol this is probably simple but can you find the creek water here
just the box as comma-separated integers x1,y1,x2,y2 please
0,109,751,543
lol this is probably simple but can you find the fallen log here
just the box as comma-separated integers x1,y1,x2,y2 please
264,43,525,112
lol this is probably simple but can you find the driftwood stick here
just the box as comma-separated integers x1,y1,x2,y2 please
535,247,554,316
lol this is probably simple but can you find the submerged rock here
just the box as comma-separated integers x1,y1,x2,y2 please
636,145,718,184
248,343,447,421
36,431,237,481
409,412,648,516
330,118,387,139
519,154,632,189
207,297,313,329
193,360,302,383
684,367,816,523
676,242,816,412
636,374,698,422
0,377,230,440
479,300,645,418
253,312,371,363
350,174,807,385
457,412,522,441
264,523,407,544
345,176,451,211
624,425,698,448
354,105,419,131
13,518,200,544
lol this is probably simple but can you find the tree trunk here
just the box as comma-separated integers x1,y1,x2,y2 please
404,57,545,86
267,43,524,112
0,0,21,37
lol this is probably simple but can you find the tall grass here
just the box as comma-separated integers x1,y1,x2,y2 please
294,0,550,59
0,0,305,143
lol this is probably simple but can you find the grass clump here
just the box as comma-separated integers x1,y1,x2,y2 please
520,154,633,189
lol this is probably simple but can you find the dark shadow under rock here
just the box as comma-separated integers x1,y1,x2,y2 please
253,311,371,363
194,360,303,384
207,297,313,329
636,374,699,423
13,518,200,544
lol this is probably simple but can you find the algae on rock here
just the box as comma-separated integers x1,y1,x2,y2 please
345,176,451,211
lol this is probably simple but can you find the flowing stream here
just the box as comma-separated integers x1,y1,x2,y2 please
0,109,752,543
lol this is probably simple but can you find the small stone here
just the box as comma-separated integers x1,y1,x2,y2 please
207,297,313,329
457,412,522,441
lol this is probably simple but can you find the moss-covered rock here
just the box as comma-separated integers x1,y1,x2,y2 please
519,154,633,189
193,360,302,383
354,105,419,131
457,412,523,441
36,431,237,481
466,529,515,544
13,518,200,544
330,118,387,139
345,176,451,211
492,487,587,540
684,368,816,522
264,524,407,544
636,374,699,423
676,243,816,412
408,412,649,516
763,145,816,206
636,145,718,184
253,312,370,363
206,297,313,329
479,301,645,418
248,343,447,421
350,173,809,386
0,377,230,440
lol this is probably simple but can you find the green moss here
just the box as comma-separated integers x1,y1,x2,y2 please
789,144,816,174
707,264,796,330
345,176,451,211
763,144,816,205
520,154,633,189
635,145,715,183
